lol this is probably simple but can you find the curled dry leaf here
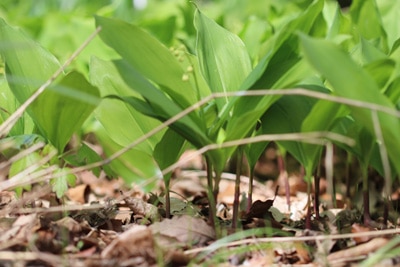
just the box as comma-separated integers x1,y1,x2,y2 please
124,197,160,222
150,215,215,248
66,184,90,204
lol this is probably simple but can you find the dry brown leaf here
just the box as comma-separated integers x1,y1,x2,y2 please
150,215,215,247
351,223,374,244
0,214,38,244
170,175,206,199
66,184,90,204
0,191,16,207
101,225,155,262
124,197,160,222
54,217,82,233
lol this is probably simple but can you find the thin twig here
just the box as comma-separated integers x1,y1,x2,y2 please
0,148,57,191
184,228,400,255
0,142,45,170
155,131,354,180
371,110,392,199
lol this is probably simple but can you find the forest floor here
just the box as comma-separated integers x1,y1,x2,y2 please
1,145,400,267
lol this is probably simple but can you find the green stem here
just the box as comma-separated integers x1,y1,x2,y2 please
232,147,243,230
205,155,222,237
277,152,290,209
165,183,171,219
305,174,312,230
362,167,371,225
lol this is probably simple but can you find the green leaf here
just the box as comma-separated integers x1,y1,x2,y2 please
350,0,388,52
95,16,197,108
51,168,76,199
154,128,185,181
112,59,211,149
0,77,34,135
9,151,42,195
0,134,44,158
36,71,100,151
63,142,103,176
194,8,252,111
90,57,163,152
301,98,349,174
300,34,400,174
223,0,324,146
261,85,329,175
363,59,395,90
94,123,160,192
0,19,100,152
0,18,60,102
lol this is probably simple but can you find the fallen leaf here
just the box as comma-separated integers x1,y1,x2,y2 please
101,225,155,262
351,224,374,244
66,184,90,204
124,197,161,222
150,215,215,247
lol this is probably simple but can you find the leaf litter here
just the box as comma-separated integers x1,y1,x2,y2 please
1,148,400,266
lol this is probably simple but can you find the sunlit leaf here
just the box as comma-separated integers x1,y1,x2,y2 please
195,8,251,111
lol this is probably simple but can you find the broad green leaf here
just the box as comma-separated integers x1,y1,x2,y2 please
0,77,34,135
325,1,352,43
90,57,162,153
300,34,400,174
139,15,177,46
112,59,211,149
352,38,387,65
95,123,160,191
223,0,324,144
95,16,197,108
194,8,251,111
36,71,99,151
239,16,272,65
350,0,388,52
0,18,60,102
153,128,185,181
0,19,100,152
377,0,400,49
363,59,395,89
385,77,400,104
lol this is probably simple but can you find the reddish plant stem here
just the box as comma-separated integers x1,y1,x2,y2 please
383,198,389,226
314,174,320,220
247,168,254,213
305,178,312,230
363,190,371,225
